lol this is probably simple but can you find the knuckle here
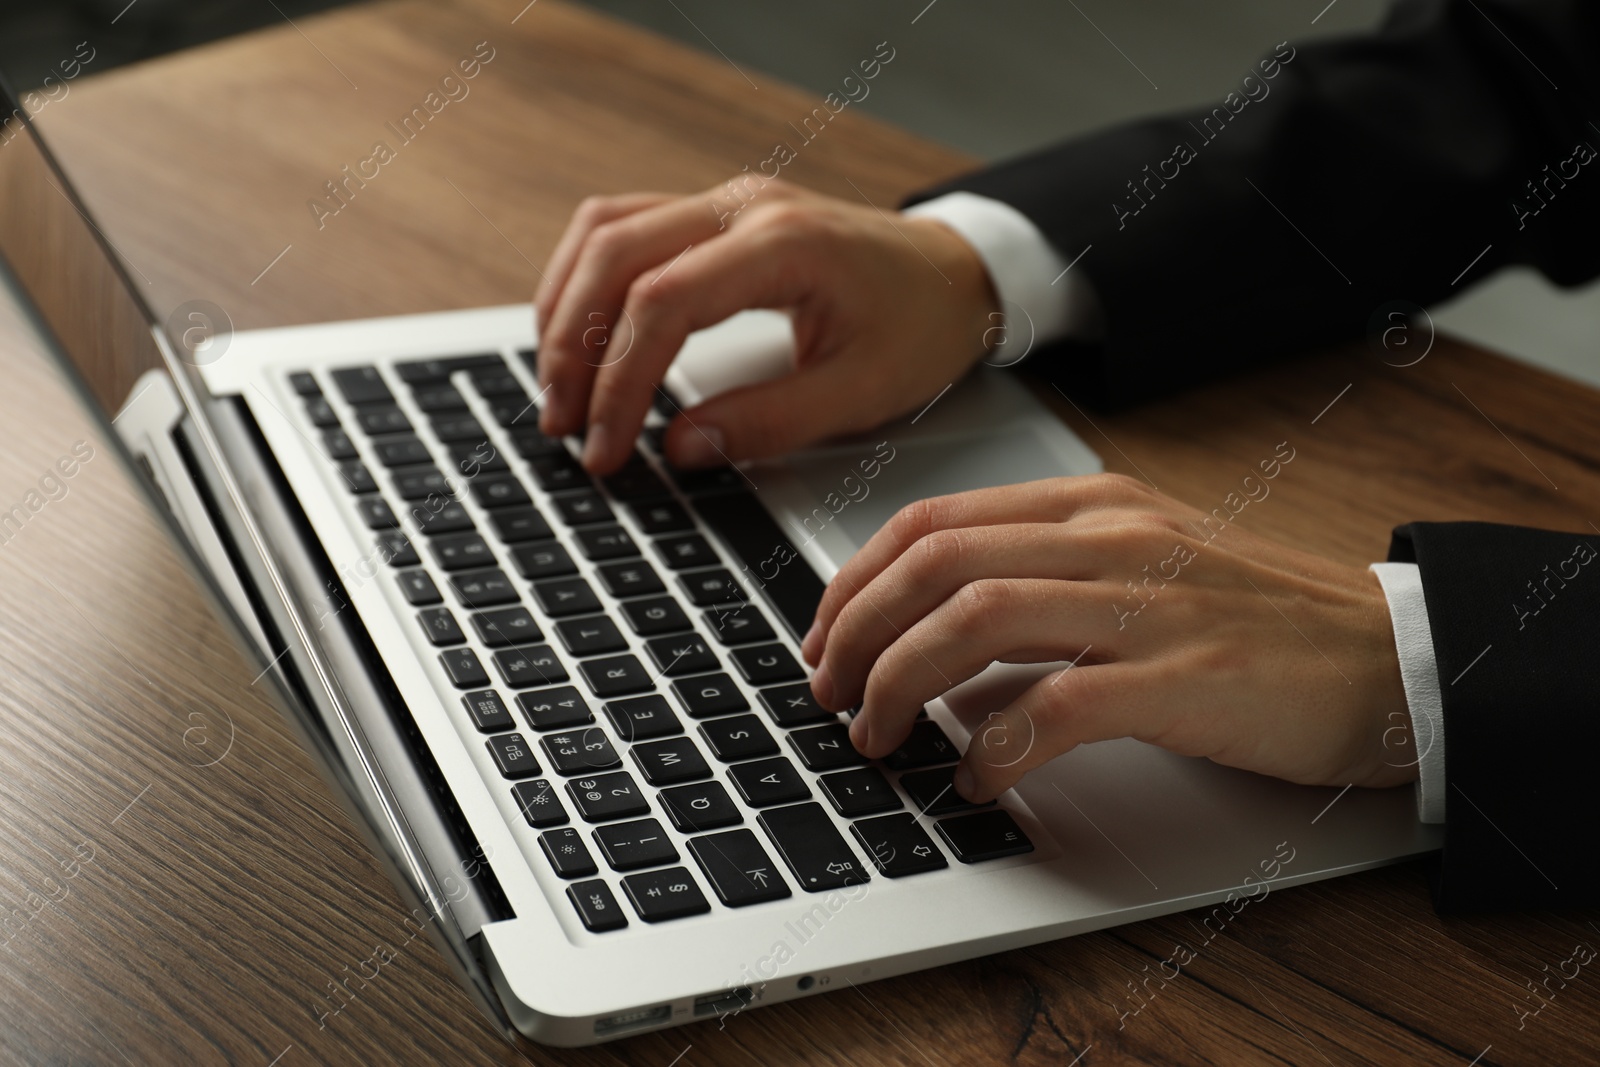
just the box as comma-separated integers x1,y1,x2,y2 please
574,195,613,227
953,579,1009,631
913,528,967,577
1094,472,1150,500
889,496,945,547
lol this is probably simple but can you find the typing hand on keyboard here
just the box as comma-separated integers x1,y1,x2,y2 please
532,178,999,474
801,473,1417,806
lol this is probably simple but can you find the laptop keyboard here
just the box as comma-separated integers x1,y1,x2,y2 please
285,351,1034,932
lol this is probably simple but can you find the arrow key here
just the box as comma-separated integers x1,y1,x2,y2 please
850,813,948,878
688,828,791,906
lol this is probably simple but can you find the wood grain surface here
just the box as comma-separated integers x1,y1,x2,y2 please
1,0,1594,1063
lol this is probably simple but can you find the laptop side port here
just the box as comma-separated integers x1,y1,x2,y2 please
693,987,755,1017
594,1005,672,1036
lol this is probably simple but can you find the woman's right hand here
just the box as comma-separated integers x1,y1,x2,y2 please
533,177,1002,474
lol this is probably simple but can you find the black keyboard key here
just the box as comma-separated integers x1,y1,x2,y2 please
323,428,359,461
654,534,718,570
758,682,835,727
533,577,601,617
567,771,650,822
757,803,869,892
509,543,578,581
508,427,566,459
687,829,790,907
331,365,393,406
356,496,400,529
852,813,948,878
900,766,995,816
579,654,654,698
658,780,743,833
517,686,593,731
512,779,567,828
567,879,627,932
787,723,867,772
412,499,475,535
593,818,678,872
488,506,553,544
417,607,465,647
644,633,718,677
304,396,340,428
671,673,749,719
487,733,541,778
450,441,507,475
438,649,489,689
621,597,691,636
391,465,453,501
492,644,568,688
596,560,664,599
469,474,532,509
603,695,681,742
472,606,541,647
469,368,524,397
410,382,468,413
376,531,419,567
540,827,598,878
336,461,376,494
356,405,412,436
733,645,805,686
542,728,621,775
374,435,432,468
621,867,710,922
819,768,902,817
693,490,826,642
602,457,669,502
699,714,778,762
396,569,441,605
556,616,628,657
461,689,516,731
669,465,746,496
883,720,959,771
727,757,810,808
703,605,774,646
430,412,486,443
630,738,711,786
553,491,613,526
936,810,1034,863
678,569,744,608
575,525,638,562
394,353,502,383
449,568,518,608
628,499,693,534
288,370,320,396
429,532,495,571
530,453,591,493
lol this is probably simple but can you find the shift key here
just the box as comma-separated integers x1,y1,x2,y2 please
757,802,870,893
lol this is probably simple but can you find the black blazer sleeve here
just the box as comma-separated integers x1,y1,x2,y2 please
1388,523,1600,912
908,0,1600,407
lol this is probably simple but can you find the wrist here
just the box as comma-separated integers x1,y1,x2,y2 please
902,215,1002,367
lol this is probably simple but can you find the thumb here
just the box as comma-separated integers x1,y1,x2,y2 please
663,352,881,466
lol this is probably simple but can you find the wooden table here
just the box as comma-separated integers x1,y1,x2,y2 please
6,0,1597,1062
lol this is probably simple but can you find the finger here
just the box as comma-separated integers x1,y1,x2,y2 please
817,524,1124,712
535,193,671,343
955,661,1154,803
846,578,1119,759
803,473,1150,664
540,196,731,438
575,218,820,472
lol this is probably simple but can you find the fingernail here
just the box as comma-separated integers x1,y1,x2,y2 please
580,423,610,470
849,711,870,752
672,425,725,468
953,762,978,801
810,661,834,707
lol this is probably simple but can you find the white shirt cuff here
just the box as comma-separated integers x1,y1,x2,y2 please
1370,562,1445,823
904,191,1103,361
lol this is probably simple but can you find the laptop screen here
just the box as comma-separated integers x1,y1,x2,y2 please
0,78,168,417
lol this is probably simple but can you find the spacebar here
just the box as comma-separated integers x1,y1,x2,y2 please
691,491,825,642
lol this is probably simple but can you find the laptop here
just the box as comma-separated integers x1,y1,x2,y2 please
0,76,1441,1047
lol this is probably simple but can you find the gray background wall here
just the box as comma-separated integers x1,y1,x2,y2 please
2,0,1594,384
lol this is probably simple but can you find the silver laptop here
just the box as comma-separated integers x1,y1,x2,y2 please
0,80,1440,1047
